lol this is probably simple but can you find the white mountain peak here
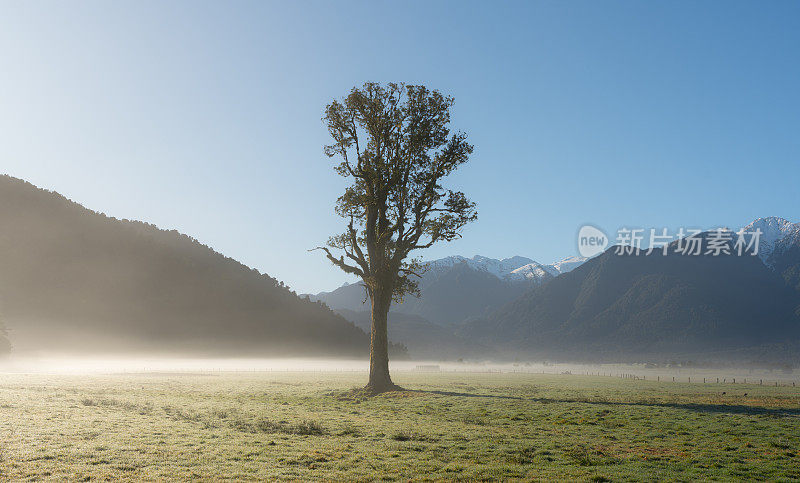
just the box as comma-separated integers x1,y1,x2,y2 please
426,254,587,282
428,255,536,279
743,217,800,263
508,262,551,281
545,256,588,276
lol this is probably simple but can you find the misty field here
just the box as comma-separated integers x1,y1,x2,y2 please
1,372,799,481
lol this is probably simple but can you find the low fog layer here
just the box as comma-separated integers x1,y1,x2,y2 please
1,356,797,386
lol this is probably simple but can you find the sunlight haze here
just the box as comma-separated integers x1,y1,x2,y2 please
1,0,798,294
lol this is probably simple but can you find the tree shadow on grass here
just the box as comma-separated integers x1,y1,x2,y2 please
408,389,800,418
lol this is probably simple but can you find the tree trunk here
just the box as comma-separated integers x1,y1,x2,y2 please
365,287,400,393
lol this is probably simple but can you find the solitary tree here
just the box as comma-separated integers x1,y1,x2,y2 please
316,82,477,393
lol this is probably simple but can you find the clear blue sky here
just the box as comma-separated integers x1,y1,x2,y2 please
1,1,798,293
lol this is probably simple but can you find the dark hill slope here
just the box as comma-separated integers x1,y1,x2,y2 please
460,241,800,360
335,308,492,360
310,262,537,326
0,175,383,357
769,230,800,298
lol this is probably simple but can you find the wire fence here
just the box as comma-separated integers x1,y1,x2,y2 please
101,365,800,387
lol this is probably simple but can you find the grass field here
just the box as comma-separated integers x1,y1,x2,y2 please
1,371,799,481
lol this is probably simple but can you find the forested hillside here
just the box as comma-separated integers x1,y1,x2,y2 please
0,175,397,357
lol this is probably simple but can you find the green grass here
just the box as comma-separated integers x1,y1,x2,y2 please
1,371,799,481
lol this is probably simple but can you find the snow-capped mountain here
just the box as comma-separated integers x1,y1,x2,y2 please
507,256,588,281
544,256,588,276
507,262,553,281
426,255,536,280
313,253,586,327
425,254,587,283
742,217,800,265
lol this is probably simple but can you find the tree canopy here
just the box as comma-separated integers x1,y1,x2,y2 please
318,82,477,300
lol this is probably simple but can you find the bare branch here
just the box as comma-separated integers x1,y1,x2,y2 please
309,247,364,278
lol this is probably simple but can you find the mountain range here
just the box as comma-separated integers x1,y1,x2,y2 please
307,254,589,361
427,255,587,282
0,175,405,358
2,173,798,365
307,254,586,327
457,219,800,363
314,217,800,365
749,217,800,296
